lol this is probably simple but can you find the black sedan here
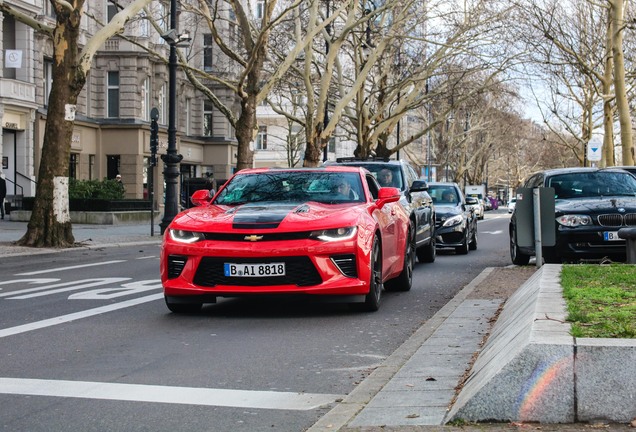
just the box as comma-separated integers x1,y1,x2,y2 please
427,182,478,255
510,167,636,264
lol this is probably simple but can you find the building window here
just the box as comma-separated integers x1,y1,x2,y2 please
139,10,149,37
255,0,265,19
256,126,267,150
203,34,213,72
160,84,167,124
141,78,150,121
89,154,95,180
203,101,213,136
69,153,78,179
45,0,56,18
185,98,191,135
107,71,120,118
107,3,118,21
44,59,53,106
328,137,336,153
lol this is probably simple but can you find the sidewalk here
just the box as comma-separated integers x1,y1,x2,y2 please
0,218,161,257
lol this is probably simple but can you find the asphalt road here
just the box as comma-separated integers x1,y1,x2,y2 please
0,211,512,432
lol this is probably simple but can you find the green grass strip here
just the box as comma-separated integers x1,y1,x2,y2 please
561,264,636,338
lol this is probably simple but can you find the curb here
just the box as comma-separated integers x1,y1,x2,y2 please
306,267,496,432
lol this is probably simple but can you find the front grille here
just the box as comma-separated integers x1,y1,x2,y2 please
597,213,636,227
331,254,357,278
193,256,322,287
598,214,623,227
167,255,188,279
203,232,311,242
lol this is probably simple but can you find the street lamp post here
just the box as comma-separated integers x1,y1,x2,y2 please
159,0,185,234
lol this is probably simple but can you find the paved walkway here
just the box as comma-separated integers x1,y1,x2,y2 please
0,218,161,257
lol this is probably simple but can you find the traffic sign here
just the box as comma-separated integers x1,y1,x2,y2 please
587,140,602,162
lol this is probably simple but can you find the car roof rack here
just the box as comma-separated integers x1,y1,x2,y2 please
336,157,392,163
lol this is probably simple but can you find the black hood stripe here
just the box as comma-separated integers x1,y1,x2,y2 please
232,203,299,229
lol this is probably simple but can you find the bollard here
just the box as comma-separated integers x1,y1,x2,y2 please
618,227,636,264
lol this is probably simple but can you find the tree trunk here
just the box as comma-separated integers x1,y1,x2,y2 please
235,96,257,171
17,10,84,247
303,125,325,167
603,7,615,167
610,0,634,165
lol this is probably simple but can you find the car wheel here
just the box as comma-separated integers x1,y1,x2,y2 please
455,231,469,255
353,236,383,311
386,228,414,292
417,235,436,263
469,228,477,251
510,228,531,265
165,296,202,314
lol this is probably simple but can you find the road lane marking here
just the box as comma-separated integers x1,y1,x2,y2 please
0,278,131,299
0,293,163,338
481,230,503,234
16,261,126,276
0,378,342,410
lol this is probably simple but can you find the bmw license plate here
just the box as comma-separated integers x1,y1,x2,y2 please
224,262,286,277
603,231,621,241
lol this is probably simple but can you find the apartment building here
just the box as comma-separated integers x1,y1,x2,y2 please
1,0,238,213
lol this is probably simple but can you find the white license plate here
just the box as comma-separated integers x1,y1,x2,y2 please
224,262,286,277
603,231,621,241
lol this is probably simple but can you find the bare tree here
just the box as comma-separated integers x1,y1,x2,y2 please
0,0,153,247
514,0,635,167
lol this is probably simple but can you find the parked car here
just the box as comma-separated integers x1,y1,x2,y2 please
509,167,636,264
427,182,478,254
465,195,485,220
326,158,437,263
616,166,636,177
507,197,517,213
161,166,412,313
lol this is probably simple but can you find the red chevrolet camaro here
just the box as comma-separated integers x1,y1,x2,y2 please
160,166,413,313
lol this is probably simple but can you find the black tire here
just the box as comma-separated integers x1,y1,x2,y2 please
455,231,469,255
510,228,531,265
352,236,382,312
165,296,202,313
469,228,477,251
386,228,414,292
417,235,436,263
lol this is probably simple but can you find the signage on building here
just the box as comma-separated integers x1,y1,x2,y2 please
5,50,22,68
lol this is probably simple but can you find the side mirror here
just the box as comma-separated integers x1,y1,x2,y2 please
377,187,401,208
190,189,213,207
410,179,428,192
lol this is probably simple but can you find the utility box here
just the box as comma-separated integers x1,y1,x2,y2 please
515,187,556,248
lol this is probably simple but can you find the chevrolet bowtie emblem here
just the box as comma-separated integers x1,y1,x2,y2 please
244,235,264,242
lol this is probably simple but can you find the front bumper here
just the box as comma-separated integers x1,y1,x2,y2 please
546,226,628,261
160,237,373,298
434,223,466,248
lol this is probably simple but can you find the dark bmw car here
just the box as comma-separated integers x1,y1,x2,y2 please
510,167,636,264
427,182,478,255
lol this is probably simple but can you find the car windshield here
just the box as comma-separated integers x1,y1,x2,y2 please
428,186,459,205
548,172,636,199
214,171,364,205
339,164,403,190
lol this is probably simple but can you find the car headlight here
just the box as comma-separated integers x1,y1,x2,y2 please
309,227,357,242
169,229,205,243
556,215,592,227
442,215,464,227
